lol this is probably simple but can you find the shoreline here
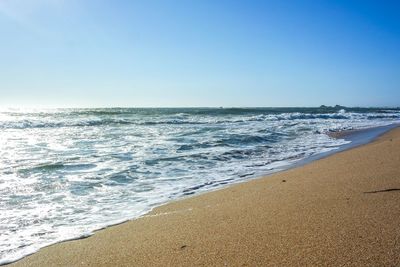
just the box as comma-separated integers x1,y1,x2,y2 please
6,125,400,266
294,123,400,168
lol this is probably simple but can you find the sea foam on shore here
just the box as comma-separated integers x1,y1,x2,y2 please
0,107,399,264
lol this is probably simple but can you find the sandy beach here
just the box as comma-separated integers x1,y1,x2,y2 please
9,127,400,266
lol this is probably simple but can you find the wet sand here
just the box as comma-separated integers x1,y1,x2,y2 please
9,128,400,266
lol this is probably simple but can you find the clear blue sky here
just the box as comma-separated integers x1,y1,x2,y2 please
0,0,399,108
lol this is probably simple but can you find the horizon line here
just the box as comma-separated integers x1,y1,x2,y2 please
1,105,400,110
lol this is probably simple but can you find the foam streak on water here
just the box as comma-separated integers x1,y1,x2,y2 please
0,107,399,264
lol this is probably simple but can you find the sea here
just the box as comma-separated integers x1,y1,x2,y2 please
0,107,399,264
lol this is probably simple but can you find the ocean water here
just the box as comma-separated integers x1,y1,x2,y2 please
0,107,399,264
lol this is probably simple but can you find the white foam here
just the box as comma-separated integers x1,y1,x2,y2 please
0,108,399,264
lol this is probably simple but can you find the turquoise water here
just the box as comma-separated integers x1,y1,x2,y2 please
0,107,399,264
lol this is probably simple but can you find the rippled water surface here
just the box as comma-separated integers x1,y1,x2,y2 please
1,107,399,264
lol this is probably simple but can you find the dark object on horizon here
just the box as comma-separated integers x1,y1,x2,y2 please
335,104,346,109
319,104,346,109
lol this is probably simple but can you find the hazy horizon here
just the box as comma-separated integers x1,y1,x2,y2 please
0,104,400,111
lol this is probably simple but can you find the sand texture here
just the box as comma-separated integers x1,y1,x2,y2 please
9,128,400,266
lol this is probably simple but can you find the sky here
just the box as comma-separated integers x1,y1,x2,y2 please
0,0,399,108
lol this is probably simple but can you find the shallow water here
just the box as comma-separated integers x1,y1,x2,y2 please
0,107,399,264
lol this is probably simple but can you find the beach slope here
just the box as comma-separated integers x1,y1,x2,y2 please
10,128,400,266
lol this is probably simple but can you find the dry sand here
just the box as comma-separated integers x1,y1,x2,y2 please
9,128,400,266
